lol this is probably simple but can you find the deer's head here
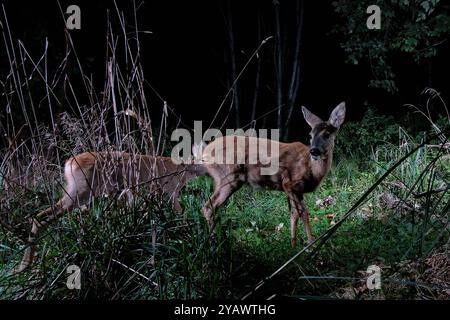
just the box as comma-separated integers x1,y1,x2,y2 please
302,102,346,161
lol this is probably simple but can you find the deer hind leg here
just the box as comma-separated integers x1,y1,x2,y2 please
171,190,183,214
202,177,241,229
15,194,73,273
15,184,90,273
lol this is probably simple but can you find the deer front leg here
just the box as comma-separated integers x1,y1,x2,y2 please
299,200,314,243
202,184,234,229
283,183,302,247
284,181,314,246
290,208,299,248
202,178,241,229
287,195,315,247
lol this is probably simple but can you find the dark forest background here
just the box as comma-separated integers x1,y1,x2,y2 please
1,0,449,141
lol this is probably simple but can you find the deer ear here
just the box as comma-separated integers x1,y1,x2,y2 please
302,106,323,128
329,102,346,129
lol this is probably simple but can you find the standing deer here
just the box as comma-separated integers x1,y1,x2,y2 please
200,102,346,247
16,151,205,273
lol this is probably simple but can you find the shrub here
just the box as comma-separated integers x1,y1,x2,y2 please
336,107,398,160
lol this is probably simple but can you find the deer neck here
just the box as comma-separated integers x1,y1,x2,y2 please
310,152,333,182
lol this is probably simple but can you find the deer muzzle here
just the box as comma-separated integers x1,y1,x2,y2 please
310,147,321,160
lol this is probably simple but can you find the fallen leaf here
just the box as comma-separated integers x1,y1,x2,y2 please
275,223,284,232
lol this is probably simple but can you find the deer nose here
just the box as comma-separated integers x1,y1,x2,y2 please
310,148,321,157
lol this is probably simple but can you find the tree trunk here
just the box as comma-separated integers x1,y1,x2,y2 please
251,11,262,127
284,0,304,140
274,2,283,135
226,0,240,128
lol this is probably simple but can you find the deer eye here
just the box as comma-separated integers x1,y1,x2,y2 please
323,132,330,139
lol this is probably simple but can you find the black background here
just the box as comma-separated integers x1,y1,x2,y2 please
1,0,449,140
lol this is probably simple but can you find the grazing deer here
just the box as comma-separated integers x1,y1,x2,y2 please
200,102,346,247
16,151,205,273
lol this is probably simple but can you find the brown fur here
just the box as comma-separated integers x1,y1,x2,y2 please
16,151,205,273
200,103,346,247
